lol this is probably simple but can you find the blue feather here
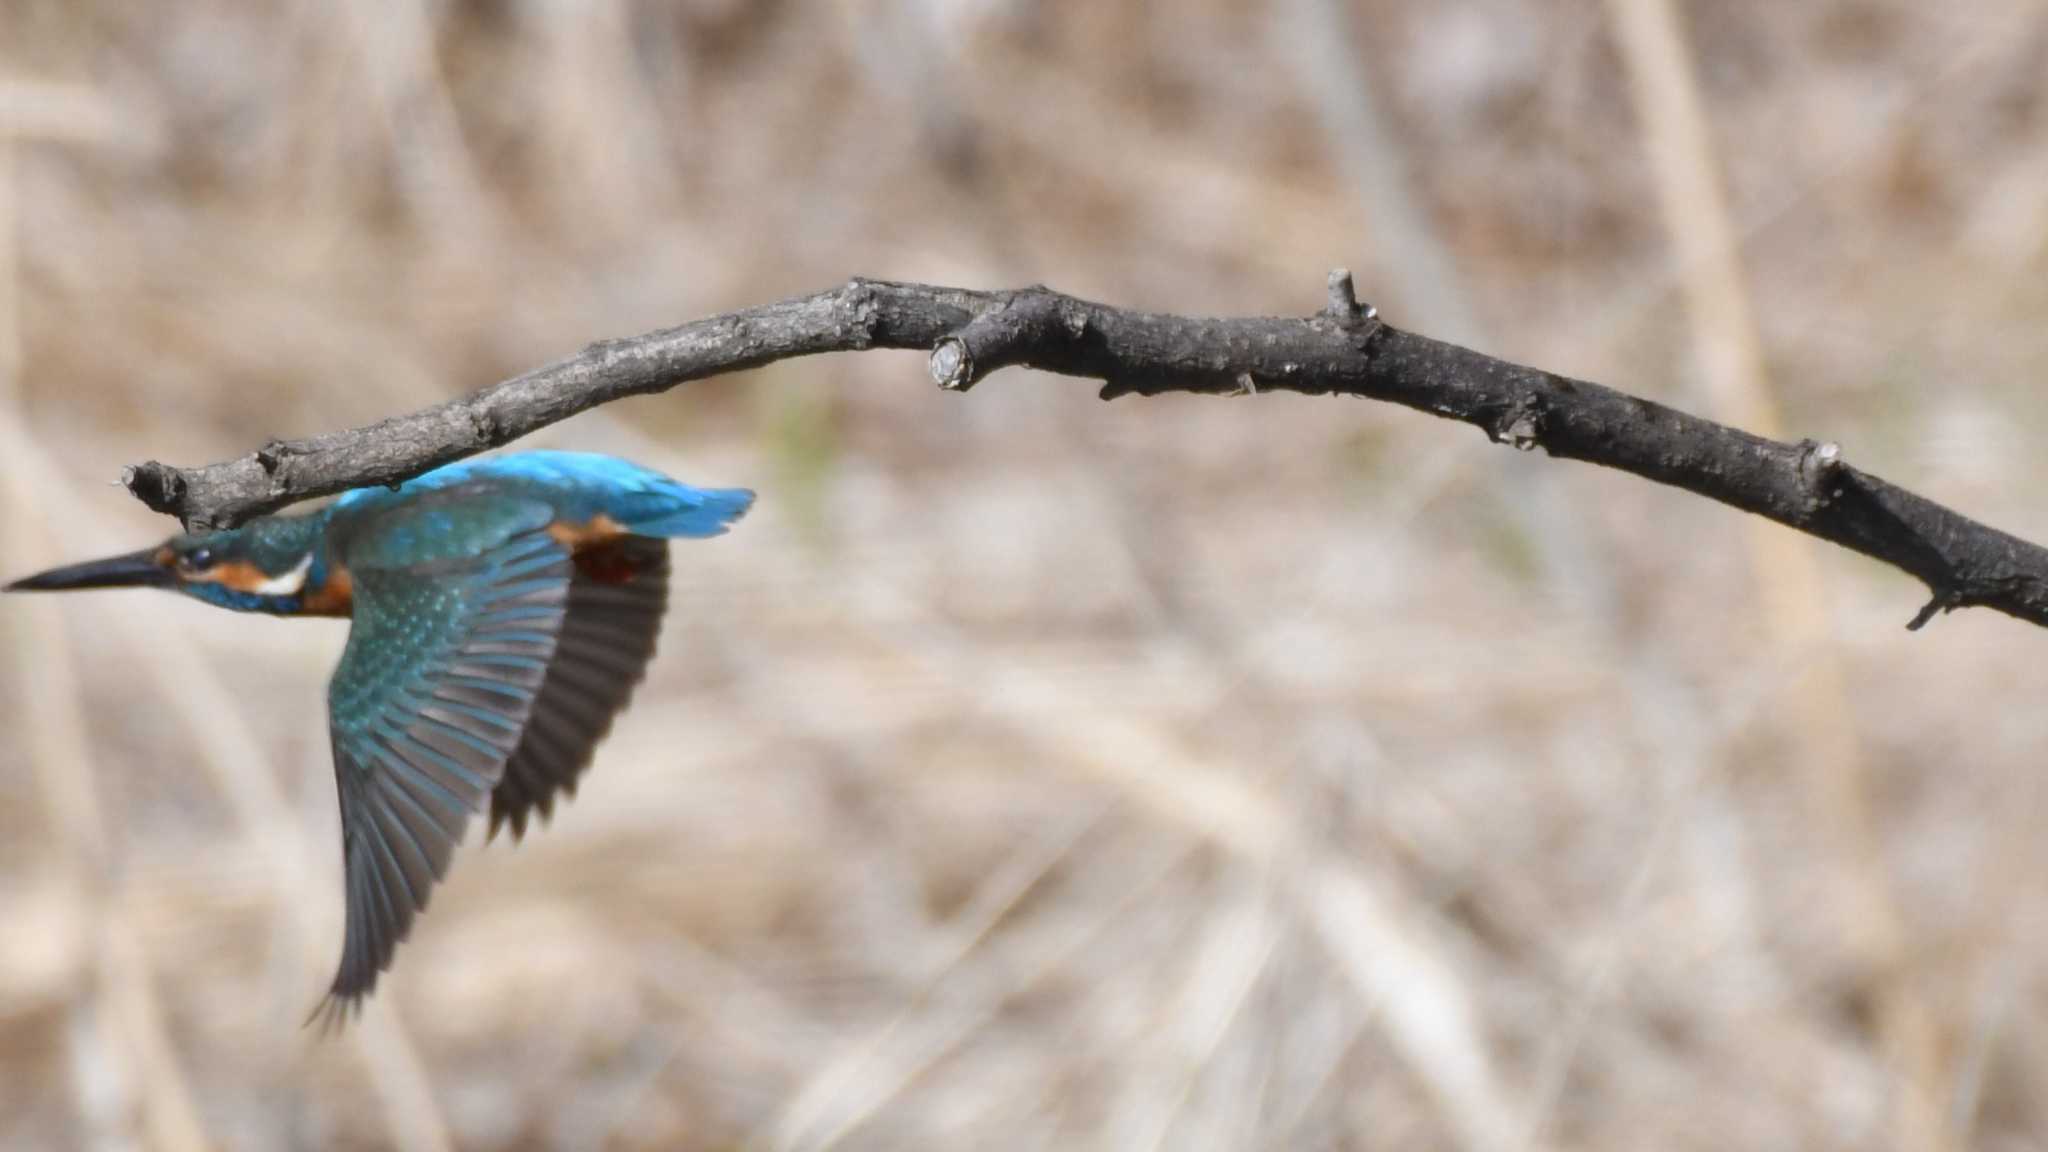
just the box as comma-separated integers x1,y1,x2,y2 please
625,486,756,538
334,451,754,540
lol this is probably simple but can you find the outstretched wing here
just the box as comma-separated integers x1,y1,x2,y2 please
312,467,750,1024
489,535,671,841
316,499,570,1023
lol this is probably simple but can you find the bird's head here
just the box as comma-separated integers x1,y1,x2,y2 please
5,514,337,615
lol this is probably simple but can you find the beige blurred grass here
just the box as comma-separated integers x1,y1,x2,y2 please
3,2,2048,1149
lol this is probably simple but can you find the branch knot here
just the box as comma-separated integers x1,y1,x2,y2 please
930,337,973,391
1489,397,1547,452
841,277,881,349
468,407,501,445
255,440,290,474
1798,439,1844,508
123,460,187,518
930,289,1070,393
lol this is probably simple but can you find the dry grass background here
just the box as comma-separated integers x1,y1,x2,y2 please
2,1,2047,1148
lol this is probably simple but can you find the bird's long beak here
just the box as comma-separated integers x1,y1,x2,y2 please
5,548,172,593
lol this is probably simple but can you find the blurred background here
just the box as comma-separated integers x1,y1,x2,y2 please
2,1,2046,1148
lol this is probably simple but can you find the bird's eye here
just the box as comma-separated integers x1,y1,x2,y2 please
183,547,214,571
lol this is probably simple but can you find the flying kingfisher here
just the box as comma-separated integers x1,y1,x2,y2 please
6,450,753,1023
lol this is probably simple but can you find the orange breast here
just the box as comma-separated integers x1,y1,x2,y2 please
300,567,355,616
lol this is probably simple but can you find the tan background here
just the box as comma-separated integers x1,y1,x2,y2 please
3,2,2047,1149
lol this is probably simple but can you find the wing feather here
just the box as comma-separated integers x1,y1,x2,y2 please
317,517,573,1017
488,536,670,842
317,514,681,1019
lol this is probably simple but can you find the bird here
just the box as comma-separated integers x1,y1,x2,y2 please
5,450,753,1025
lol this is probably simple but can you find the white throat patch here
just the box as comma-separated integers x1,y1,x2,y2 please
252,553,315,597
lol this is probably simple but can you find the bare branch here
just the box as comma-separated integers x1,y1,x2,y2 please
125,275,2048,631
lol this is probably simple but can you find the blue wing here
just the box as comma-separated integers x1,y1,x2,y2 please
314,456,747,1021
317,493,569,1023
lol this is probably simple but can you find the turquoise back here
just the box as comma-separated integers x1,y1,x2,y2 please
331,450,754,543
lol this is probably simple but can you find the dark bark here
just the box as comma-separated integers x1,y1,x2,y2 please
124,273,2048,631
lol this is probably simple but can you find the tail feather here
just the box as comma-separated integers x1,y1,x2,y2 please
630,486,754,538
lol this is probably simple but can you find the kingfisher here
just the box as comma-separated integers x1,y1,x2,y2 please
6,450,753,1024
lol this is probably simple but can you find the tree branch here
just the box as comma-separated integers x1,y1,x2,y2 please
125,273,2048,631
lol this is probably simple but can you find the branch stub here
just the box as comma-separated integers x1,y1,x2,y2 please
1326,268,1360,320
931,337,975,391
